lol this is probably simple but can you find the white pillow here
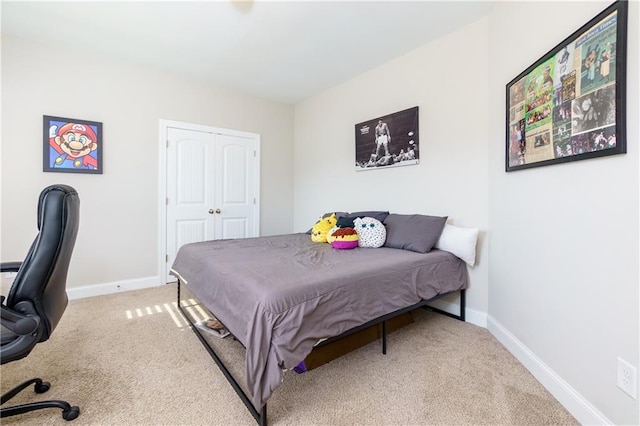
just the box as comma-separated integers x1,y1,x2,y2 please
434,224,479,267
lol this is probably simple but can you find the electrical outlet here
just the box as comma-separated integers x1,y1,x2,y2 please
617,357,637,399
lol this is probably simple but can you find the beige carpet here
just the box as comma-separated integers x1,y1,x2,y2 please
1,284,577,425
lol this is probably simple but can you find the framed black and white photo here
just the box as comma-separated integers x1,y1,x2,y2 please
505,1,627,172
355,106,419,171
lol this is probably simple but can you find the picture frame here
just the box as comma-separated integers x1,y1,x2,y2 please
43,115,103,174
355,106,419,171
505,0,627,172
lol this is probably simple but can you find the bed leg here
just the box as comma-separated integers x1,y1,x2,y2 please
178,279,267,426
423,289,466,322
382,320,387,355
259,404,267,426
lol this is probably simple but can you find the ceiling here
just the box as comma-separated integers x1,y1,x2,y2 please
1,1,493,104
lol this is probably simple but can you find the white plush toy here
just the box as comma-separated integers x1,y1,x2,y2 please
354,217,386,248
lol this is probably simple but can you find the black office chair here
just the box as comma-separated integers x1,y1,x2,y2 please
1,184,80,421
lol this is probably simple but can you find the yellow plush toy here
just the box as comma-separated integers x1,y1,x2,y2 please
311,213,337,243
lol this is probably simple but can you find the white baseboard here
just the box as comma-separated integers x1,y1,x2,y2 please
463,307,486,328
428,299,487,328
487,316,612,425
66,276,162,300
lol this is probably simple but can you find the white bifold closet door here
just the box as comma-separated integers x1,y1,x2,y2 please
165,126,259,282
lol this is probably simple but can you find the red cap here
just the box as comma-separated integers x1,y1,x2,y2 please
58,122,97,142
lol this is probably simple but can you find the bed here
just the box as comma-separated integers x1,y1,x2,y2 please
170,230,469,425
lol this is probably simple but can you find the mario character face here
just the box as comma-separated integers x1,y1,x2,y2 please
54,123,97,161
45,116,102,173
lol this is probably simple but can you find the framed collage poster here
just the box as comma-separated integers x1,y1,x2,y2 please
355,106,419,171
43,115,103,174
505,1,627,172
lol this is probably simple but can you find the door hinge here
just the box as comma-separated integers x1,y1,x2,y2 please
254,150,256,157
166,254,169,262
166,197,169,205
166,140,169,148
253,197,256,204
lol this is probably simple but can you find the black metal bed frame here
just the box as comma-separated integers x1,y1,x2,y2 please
177,281,466,426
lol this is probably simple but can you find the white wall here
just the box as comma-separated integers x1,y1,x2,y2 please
487,2,639,425
294,2,639,423
3,2,639,423
1,35,295,290
293,19,490,319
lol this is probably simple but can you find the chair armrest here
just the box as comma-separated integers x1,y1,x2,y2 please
1,304,40,336
0,262,22,273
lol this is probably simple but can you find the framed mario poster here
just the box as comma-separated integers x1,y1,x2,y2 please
43,115,103,174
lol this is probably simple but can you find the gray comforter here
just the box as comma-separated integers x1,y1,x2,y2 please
170,233,468,409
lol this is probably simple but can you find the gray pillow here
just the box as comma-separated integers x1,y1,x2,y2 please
346,210,390,223
305,211,349,234
383,214,448,253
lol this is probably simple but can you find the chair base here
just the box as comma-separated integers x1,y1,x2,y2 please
1,377,80,421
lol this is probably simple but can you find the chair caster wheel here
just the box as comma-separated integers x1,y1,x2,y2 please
63,406,80,421
34,381,51,394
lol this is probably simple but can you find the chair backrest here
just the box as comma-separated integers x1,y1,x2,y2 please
6,184,80,342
